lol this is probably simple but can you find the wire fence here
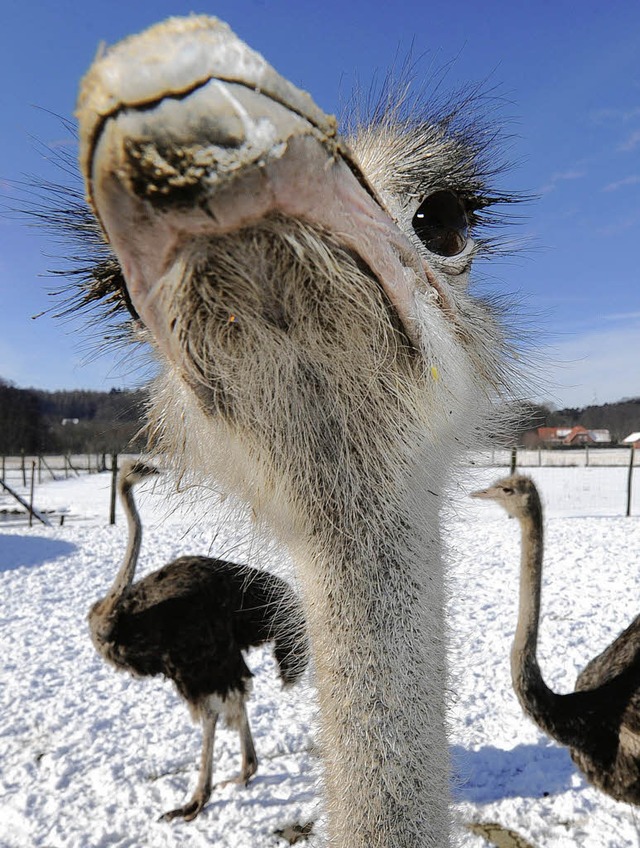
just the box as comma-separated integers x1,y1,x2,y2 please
470,446,639,469
1,448,638,524
0,453,133,526
464,447,638,518
0,453,115,487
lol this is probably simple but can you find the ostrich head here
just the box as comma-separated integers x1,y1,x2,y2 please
471,474,540,519
69,16,521,847
75,18,515,476
118,459,160,491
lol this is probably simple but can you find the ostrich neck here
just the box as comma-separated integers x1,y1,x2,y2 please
293,473,450,848
510,505,557,727
105,484,142,606
513,510,544,661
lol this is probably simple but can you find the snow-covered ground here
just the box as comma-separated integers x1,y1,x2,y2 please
1,466,639,847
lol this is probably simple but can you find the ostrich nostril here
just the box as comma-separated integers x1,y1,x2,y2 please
91,77,317,214
121,81,249,149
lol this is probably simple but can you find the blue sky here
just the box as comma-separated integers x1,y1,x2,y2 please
1,0,639,409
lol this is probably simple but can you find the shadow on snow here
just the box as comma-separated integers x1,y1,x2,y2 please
451,741,577,803
0,534,77,572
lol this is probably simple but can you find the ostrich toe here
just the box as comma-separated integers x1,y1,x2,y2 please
159,791,210,822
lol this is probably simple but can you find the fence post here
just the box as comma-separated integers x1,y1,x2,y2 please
585,445,589,467
627,446,635,518
109,453,118,525
40,456,56,481
29,461,36,528
1,455,4,478
21,450,26,487
510,447,517,474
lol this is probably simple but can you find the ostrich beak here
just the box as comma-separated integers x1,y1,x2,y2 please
470,486,498,500
469,489,491,498
76,16,430,355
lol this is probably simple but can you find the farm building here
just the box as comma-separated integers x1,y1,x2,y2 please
526,426,612,447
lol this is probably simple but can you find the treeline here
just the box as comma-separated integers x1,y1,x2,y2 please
0,379,147,455
515,397,640,444
2,378,638,455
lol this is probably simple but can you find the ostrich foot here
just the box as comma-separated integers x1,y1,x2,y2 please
216,772,254,789
216,758,258,789
159,792,210,822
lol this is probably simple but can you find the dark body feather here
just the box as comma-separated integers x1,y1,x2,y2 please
473,475,640,805
571,616,640,801
514,645,640,801
88,461,308,821
91,556,304,705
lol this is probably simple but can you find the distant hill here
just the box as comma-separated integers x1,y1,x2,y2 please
3,378,638,454
0,379,147,454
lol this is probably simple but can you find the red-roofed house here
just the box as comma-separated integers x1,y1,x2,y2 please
526,426,612,447
563,426,593,445
534,427,571,445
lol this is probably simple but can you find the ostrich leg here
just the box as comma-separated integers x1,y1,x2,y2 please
237,700,258,785
216,696,259,788
161,699,219,822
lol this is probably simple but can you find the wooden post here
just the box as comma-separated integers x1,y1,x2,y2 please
538,447,541,467
109,453,118,525
510,447,517,474
64,455,69,479
29,461,36,528
627,446,635,518
21,450,26,487
38,455,42,484
41,456,56,481
0,478,50,526
1,455,4,478
585,445,589,467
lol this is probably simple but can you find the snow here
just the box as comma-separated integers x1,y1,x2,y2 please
1,466,639,847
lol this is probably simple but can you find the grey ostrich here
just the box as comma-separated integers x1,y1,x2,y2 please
472,474,640,803
55,15,522,847
89,459,308,822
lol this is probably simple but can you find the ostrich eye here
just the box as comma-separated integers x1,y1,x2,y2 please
412,190,469,257
501,487,514,495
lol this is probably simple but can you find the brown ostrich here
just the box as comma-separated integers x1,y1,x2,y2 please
59,15,521,847
89,459,308,821
472,474,640,803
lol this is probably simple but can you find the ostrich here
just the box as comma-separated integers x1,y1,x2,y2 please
62,15,521,847
471,474,640,803
89,458,308,822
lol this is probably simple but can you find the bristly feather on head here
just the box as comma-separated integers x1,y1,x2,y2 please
22,68,524,368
